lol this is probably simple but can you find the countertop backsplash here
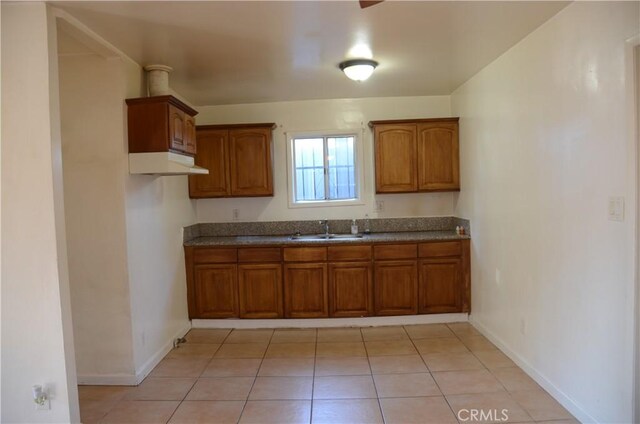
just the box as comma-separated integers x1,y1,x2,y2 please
183,216,470,243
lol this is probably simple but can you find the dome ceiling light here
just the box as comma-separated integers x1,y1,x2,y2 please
339,59,378,82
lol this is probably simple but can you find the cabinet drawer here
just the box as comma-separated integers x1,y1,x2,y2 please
328,245,372,262
238,247,282,263
419,241,462,258
284,247,327,262
373,244,417,260
193,248,237,264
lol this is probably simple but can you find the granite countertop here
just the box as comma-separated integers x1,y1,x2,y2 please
184,230,470,247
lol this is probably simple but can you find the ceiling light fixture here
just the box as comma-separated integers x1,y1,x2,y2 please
339,59,378,82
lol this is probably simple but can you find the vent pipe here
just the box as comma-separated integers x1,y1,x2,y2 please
144,64,173,96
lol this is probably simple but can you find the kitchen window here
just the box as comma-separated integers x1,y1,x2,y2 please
287,130,363,208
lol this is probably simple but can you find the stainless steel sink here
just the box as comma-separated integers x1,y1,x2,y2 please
290,233,364,240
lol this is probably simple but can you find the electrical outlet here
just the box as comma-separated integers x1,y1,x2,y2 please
495,269,501,286
232,208,240,221
375,200,384,212
36,398,50,411
33,385,50,410
608,197,624,221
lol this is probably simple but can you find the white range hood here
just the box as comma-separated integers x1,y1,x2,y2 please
129,152,209,176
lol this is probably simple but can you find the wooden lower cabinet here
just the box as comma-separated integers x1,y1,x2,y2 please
186,240,470,319
419,259,462,313
284,263,328,318
374,260,418,315
329,262,373,317
193,264,238,318
238,264,283,318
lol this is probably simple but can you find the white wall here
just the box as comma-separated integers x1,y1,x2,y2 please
57,12,196,384
196,96,455,222
124,175,195,376
1,3,79,422
120,42,196,379
59,50,136,382
451,2,639,422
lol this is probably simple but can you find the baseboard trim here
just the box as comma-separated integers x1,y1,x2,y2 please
76,373,138,386
77,322,192,386
469,317,597,424
133,322,192,384
192,313,469,329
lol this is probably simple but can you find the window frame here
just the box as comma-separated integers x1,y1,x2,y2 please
286,129,365,209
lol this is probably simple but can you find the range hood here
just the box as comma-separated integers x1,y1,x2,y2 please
129,152,209,176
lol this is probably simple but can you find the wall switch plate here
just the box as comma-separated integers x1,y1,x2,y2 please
608,197,624,221
232,208,240,221
375,200,384,212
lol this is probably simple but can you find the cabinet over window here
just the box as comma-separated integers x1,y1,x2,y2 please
370,118,460,193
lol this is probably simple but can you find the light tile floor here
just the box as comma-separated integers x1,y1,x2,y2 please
79,323,579,423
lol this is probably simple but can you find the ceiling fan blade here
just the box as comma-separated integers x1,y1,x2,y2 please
359,0,384,9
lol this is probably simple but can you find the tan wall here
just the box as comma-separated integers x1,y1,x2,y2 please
59,50,136,382
1,2,79,421
452,2,639,422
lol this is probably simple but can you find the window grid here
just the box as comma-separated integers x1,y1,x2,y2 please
293,135,357,203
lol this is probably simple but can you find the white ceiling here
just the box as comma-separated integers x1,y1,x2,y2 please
56,1,568,106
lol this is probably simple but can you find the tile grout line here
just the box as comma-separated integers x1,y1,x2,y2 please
361,326,386,424
164,329,229,423
237,329,274,423
407,323,462,423
309,329,318,424
459,332,539,422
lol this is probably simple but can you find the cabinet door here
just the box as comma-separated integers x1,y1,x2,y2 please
229,128,273,196
284,263,328,318
193,264,238,318
374,124,417,193
329,262,372,317
419,259,462,314
168,104,186,152
417,122,459,191
374,260,418,316
238,264,283,319
189,129,230,198
183,114,197,155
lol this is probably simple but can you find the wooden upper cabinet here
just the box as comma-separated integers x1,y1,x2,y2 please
374,124,417,193
370,118,459,193
126,95,198,156
168,105,186,152
417,122,459,191
229,128,273,196
183,115,197,155
189,129,230,198
189,123,275,198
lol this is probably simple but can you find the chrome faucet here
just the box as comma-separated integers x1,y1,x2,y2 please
319,220,330,236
